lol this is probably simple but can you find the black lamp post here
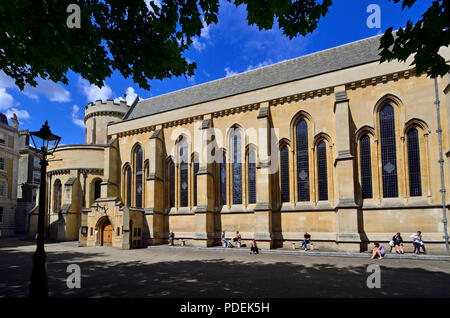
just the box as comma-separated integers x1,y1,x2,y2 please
29,121,61,298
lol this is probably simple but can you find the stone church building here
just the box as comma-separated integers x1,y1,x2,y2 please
33,34,450,252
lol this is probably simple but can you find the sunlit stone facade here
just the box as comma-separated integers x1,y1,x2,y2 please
34,35,450,252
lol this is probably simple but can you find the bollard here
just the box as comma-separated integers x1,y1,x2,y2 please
292,242,296,250
237,241,241,248
181,240,185,247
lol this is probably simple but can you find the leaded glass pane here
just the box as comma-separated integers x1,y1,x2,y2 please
126,167,132,206
296,120,309,201
194,159,199,206
280,146,290,202
379,104,398,198
359,134,373,199
248,150,256,204
179,140,189,207
317,141,328,201
135,147,143,208
232,131,242,204
220,154,226,205
407,128,422,197
169,162,175,208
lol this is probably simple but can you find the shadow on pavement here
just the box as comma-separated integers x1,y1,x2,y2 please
1,245,449,298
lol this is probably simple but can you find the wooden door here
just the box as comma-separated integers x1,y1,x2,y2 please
102,223,112,246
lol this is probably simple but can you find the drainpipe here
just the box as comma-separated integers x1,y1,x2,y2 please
434,77,449,253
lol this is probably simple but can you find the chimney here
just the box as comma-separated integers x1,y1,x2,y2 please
10,113,19,129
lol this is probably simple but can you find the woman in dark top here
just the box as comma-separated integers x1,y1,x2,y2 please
392,232,404,254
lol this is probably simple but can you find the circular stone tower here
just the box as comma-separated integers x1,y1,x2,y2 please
84,99,130,145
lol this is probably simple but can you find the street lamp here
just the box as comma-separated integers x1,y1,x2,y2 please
29,121,61,298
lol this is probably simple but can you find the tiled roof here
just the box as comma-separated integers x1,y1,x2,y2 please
125,35,383,120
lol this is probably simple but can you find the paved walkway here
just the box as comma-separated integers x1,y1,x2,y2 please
1,237,450,297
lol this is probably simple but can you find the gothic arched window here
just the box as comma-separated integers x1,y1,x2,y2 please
179,139,189,207
220,153,227,205
248,149,256,204
379,104,398,198
296,119,309,202
359,134,373,199
126,167,132,207
232,130,242,204
316,140,328,201
135,146,143,208
54,179,62,212
280,146,290,203
193,155,199,206
169,161,175,208
407,128,422,197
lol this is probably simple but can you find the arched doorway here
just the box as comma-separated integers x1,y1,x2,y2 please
96,216,113,246
101,221,112,246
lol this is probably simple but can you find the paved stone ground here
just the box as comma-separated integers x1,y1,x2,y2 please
1,237,449,298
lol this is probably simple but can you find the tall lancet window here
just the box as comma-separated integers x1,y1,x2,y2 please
179,139,189,207
280,146,290,203
54,179,62,212
220,153,227,205
169,161,175,208
248,150,256,204
296,119,309,201
232,130,242,204
359,134,373,199
316,141,328,201
135,146,143,208
193,155,199,206
126,167,132,207
407,128,422,197
379,104,398,198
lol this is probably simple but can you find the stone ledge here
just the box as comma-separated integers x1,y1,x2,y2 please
146,245,450,260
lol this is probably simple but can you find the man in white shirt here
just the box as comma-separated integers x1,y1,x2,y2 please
409,231,426,254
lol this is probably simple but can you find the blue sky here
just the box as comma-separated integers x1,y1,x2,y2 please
0,0,434,145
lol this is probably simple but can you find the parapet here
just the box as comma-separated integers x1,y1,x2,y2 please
84,99,131,122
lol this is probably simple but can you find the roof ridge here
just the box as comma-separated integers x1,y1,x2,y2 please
140,34,383,103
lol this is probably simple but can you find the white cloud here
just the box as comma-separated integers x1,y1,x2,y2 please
114,86,138,105
0,88,14,110
191,19,212,52
5,108,30,121
71,104,85,129
200,21,211,39
78,78,113,103
23,79,71,102
187,76,196,85
224,59,285,77
244,59,276,72
224,67,238,77
192,37,206,52
144,0,161,13
0,72,16,88
0,71,70,102
214,1,311,69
